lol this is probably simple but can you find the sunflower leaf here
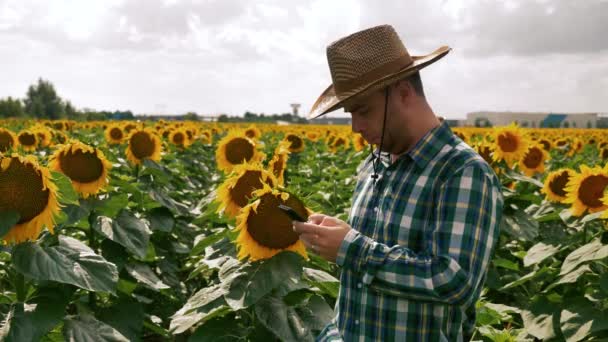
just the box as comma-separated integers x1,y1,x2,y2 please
63,313,129,342
12,236,118,293
0,211,20,239
92,210,152,259
50,171,79,205
221,251,304,310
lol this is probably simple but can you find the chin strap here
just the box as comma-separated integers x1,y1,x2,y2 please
371,87,390,183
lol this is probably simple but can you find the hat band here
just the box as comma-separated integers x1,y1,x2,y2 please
333,55,413,95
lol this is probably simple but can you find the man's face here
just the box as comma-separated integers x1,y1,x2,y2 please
345,89,389,147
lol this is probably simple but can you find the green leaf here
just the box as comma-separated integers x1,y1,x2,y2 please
97,297,144,342
499,267,550,291
504,170,544,188
12,236,118,293
149,189,190,215
190,229,229,256
221,251,304,310
124,263,170,291
51,171,79,205
92,210,152,259
493,258,520,271
600,272,608,295
96,193,129,218
544,265,592,293
0,211,20,239
524,242,561,267
189,315,246,342
169,284,231,334
500,211,539,241
560,298,608,342
303,267,340,298
0,286,74,342
147,207,175,232
63,314,129,342
294,294,335,333
521,297,561,340
560,238,608,276
254,294,315,341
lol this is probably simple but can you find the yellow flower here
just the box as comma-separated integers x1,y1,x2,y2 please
283,133,305,153
541,169,575,203
330,135,350,153
518,144,549,177
49,141,112,198
125,128,162,165
563,165,608,216
216,130,263,173
0,154,61,243
169,128,192,148
268,141,290,185
244,125,262,140
234,184,309,261
33,127,53,148
0,128,18,153
17,130,38,152
492,123,528,168
352,134,368,152
216,163,278,218
105,124,125,144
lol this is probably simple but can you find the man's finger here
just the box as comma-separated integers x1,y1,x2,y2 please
293,222,321,235
307,213,327,224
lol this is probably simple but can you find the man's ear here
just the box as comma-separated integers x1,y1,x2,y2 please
395,79,413,104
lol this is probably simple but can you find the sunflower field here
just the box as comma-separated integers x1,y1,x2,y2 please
1,119,608,341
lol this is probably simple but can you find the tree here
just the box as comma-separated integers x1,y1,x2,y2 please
0,97,25,118
24,78,64,119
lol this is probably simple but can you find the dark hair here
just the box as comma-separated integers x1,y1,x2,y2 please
403,71,425,97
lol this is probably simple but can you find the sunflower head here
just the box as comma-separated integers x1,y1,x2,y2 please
352,133,368,152
0,154,60,243
234,184,309,261
268,141,290,185
216,163,278,218
49,141,112,198
105,125,125,145
518,144,549,177
169,128,192,148
492,123,528,168
244,125,262,140
33,127,53,148
330,135,350,153
125,128,162,165
563,165,608,216
216,130,263,173
0,128,18,153
17,130,38,152
284,133,305,153
542,169,575,203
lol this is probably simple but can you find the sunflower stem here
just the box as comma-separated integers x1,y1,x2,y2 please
15,271,26,302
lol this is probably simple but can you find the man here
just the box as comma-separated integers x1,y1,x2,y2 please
293,25,503,341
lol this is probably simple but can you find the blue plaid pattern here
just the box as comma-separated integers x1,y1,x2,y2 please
317,121,503,341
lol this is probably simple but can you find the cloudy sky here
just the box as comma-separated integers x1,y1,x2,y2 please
1,0,607,119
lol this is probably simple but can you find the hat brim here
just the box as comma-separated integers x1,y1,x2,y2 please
308,46,451,119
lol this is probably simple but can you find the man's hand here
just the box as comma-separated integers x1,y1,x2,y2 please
292,214,352,262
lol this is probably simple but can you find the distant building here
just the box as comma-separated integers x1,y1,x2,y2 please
309,116,352,125
465,111,598,128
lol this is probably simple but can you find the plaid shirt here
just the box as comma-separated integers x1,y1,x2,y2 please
317,121,503,342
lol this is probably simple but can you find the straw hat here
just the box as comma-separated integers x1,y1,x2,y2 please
308,24,451,119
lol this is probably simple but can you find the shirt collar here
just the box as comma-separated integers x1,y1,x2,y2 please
406,120,455,169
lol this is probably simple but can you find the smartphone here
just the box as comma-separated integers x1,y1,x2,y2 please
278,204,307,222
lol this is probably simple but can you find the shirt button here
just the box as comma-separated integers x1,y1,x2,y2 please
355,320,360,325
357,283,362,289
374,207,378,212
386,171,392,176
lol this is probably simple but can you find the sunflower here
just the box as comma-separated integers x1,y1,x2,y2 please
0,154,60,243
268,141,290,185
542,169,575,203
283,133,305,153
563,165,608,216
216,131,263,173
518,144,549,177
244,125,262,140
52,131,69,145
330,135,350,153
600,147,608,160
538,139,552,152
169,128,192,148
492,123,528,168
49,141,112,198
200,130,213,145
0,128,18,152
33,127,53,148
105,125,125,145
352,134,368,152
305,131,320,142
125,128,162,165
216,163,278,218
234,184,309,261
17,130,38,152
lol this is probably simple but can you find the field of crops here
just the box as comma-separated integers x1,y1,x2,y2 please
1,119,608,341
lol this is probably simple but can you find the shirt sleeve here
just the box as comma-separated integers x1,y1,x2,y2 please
335,163,503,306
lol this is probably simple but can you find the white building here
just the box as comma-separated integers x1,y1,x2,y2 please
465,111,598,128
